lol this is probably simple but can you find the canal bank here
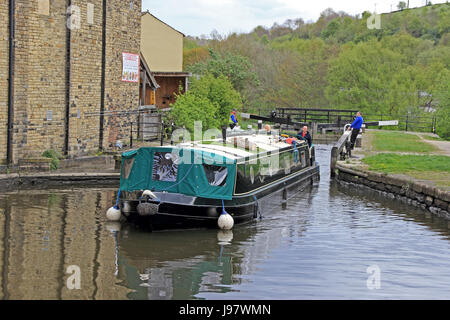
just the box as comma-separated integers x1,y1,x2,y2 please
0,172,120,191
333,130,450,220
0,153,121,191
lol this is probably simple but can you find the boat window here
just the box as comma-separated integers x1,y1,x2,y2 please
152,152,178,182
203,165,228,187
122,158,135,179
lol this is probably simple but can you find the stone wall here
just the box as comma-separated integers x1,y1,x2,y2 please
0,1,8,165
0,0,141,165
336,165,450,220
68,0,103,157
102,0,141,150
12,0,68,162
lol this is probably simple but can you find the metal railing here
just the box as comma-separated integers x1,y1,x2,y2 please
276,108,437,134
330,131,352,178
363,113,436,133
277,108,358,126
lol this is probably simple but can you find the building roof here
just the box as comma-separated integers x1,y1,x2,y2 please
141,11,185,37
140,52,160,89
152,72,191,78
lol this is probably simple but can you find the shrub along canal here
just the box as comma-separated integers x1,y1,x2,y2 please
1,145,450,299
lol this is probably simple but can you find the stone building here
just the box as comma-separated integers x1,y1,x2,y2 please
0,0,142,166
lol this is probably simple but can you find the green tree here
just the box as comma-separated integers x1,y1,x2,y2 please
326,40,406,115
381,32,434,65
183,47,210,70
433,69,450,139
187,49,259,93
436,103,450,139
269,38,339,108
170,74,242,133
321,20,340,39
397,1,407,10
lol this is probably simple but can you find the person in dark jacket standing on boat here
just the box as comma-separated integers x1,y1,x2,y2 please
297,126,312,148
347,111,364,150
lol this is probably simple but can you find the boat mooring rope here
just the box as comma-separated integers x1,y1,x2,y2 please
221,199,227,215
164,163,195,192
114,190,121,210
292,141,299,163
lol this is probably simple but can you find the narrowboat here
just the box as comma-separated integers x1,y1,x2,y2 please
109,133,320,230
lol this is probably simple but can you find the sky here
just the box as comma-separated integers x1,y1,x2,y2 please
141,0,447,37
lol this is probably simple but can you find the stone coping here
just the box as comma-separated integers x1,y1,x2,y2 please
337,164,449,200
335,163,450,220
0,172,120,192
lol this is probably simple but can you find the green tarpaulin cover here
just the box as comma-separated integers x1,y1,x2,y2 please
120,147,237,201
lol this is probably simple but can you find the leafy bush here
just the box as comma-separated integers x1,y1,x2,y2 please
170,74,242,133
433,69,450,140
436,105,450,140
42,149,64,171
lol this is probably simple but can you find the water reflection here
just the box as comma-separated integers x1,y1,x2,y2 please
117,228,237,300
0,190,131,300
0,145,449,300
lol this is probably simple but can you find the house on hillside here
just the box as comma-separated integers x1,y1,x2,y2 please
140,11,191,109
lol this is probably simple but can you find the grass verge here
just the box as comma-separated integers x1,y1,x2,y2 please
371,131,437,153
362,153,450,174
421,135,448,142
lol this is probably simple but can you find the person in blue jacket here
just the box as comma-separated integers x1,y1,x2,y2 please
229,109,239,130
347,111,364,150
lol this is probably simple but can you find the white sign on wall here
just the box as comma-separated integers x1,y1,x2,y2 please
122,52,140,83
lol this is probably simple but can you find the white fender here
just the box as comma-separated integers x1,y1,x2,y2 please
218,213,234,230
142,190,157,199
106,206,121,222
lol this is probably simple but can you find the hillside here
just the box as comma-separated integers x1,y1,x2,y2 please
182,3,450,138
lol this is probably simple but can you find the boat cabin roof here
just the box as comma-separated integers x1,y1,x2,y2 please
173,134,306,162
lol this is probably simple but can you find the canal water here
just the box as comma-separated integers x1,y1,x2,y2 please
1,145,450,300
